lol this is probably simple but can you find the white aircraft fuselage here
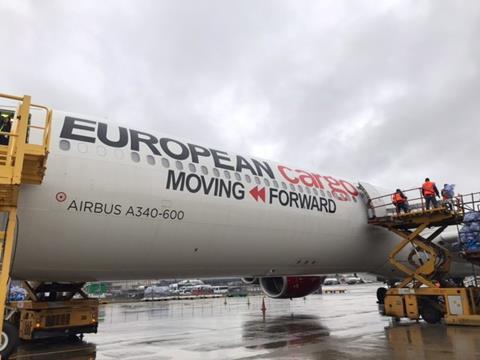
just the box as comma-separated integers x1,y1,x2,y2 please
9,112,433,281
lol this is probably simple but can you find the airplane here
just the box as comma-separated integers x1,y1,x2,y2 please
0,94,474,358
4,108,468,300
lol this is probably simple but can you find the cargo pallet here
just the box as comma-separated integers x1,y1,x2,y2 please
0,93,98,358
368,188,480,326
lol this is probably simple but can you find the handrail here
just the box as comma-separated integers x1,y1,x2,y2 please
0,93,23,101
369,187,420,201
370,187,425,211
369,187,480,215
28,125,45,130
0,93,52,158
0,92,50,112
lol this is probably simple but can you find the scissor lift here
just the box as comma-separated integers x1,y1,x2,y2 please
0,93,98,358
368,188,480,326
0,93,52,358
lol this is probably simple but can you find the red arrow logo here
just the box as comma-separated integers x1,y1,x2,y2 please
250,186,266,202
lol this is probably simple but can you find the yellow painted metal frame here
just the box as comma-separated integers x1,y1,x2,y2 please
388,224,450,288
0,93,51,355
368,189,480,325
385,287,480,325
0,93,52,186
369,209,461,289
371,205,480,325
11,299,98,340
0,208,17,326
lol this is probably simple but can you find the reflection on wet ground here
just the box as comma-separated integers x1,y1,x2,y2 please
243,314,329,350
14,337,96,360
386,323,480,360
11,284,480,359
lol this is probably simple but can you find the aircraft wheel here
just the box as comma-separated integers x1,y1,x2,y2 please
376,287,387,304
420,303,442,324
0,322,19,359
68,334,80,341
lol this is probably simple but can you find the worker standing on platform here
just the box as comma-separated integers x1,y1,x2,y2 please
422,178,439,210
0,113,11,145
441,184,455,210
392,189,409,215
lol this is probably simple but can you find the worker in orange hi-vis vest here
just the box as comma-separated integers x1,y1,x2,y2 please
422,177,440,210
392,189,409,215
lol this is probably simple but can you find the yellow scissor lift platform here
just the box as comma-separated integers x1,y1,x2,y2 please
368,187,480,326
0,93,98,358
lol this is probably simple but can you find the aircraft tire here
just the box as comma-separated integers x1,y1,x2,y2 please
376,287,387,304
420,303,442,324
0,322,19,359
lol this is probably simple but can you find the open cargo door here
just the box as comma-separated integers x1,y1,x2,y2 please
358,182,389,218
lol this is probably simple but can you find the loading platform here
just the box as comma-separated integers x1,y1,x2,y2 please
0,93,98,358
367,187,480,325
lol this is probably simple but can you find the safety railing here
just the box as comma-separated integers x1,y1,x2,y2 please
368,188,480,217
369,187,430,215
457,192,480,213
453,194,480,255
0,93,52,162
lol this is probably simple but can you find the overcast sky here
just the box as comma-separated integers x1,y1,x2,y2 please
1,1,479,193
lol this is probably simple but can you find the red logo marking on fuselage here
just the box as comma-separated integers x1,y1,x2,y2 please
277,165,358,201
250,187,266,202
56,192,67,202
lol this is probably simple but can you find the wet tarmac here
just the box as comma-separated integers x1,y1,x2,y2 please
11,283,480,359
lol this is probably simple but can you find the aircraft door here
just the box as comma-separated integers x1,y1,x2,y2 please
358,182,389,218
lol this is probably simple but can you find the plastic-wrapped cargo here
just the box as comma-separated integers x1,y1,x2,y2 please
464,211,480,224
8,286,26,301
459,211,480,252
443,184,455,198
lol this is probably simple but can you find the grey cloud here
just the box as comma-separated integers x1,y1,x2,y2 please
1,0,479,193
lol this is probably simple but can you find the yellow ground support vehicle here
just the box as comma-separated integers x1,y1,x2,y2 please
0,94,99,358
9,282,98,341
368,189,480,326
